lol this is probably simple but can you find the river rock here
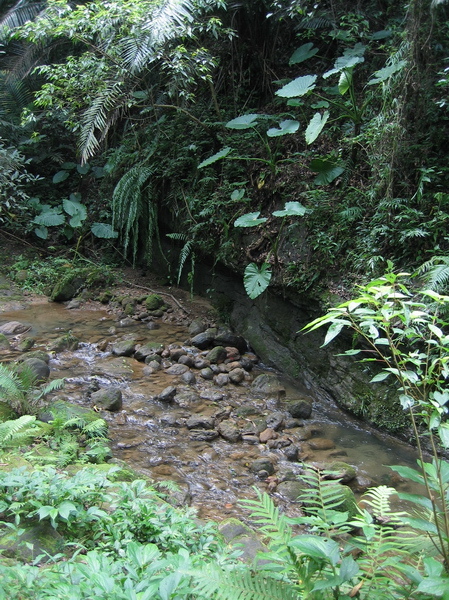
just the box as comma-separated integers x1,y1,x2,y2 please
283,445,300,461
201,390,227,402
277,480,308,501
214,373,229,386
217,419,241,442
322,461,357,483
165,363,189,375
251,373,285,396
186,415,215,429
286,397,313,419
188,319,207,336
0,334,11,350
200,367,214,381
229,368,245,384
173,390,200,407
50,274,86,302
194,358,210,369
0,321,30,335
19,350,51,363
259,428,276,443
169,348,186,361
214,331,247,354
17,358,50,382
308,438,336,451
134,342,164,361
112,339,136,356
17,337,35,352
48,332,79,352
91,387,123,411
180,371,196,385
190,330,215,349
189,429,219,441
94,357,134,379
178,354,194,367
250,458,275,476
0,521,64,562
265,411,285,430
155,386,177,402
206,345,227,364
144,294,164,310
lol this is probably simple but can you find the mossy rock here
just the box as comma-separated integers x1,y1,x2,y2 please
18,350,51,363
17,337,35,352
48,332,79,352
0,521,65,562
98,290,113,304
50,272,87,302
144,294,164,311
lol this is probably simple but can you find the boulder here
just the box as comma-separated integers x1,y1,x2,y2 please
322,461,357,483
112,339,136,357
0,321,30,335
190,330,215,349
213,332,247,354
17,337,35,352
48,332,79,352
17,357,50,382
250,458,275,476
217,419,241,442
155,386,177,402
308,438,336,451
188,319,207,336
228,368,245,384
251,374,285,396
186,415,215,430
91,387,123,411
0,333,11,350
286,397,313,419
277,480,308,501
135,342,164,361
144,294,164,311
165,364,190,375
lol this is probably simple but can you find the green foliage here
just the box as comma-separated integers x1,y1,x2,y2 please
304,268,449,570
243,262,272,299
0,362,64,416
0,415,41,448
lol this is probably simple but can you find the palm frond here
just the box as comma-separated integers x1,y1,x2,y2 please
193,564,297,600
79,81,125,162
0,1,46,33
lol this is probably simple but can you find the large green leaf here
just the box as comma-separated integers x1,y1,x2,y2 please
244,262,272,299
34,226,48,240
198,147,232,169
323,53,365,79
310,158,345,185
225,114,261,129
305,111,329,145
91,223,119,239
77,163,90,175
367,60,407,85
276,75,317,98
289,43,319,65
272,202,308,217
33,210,65,227
63,198,87,219
266,119,299,138
234,212,267,227
52,170,70,184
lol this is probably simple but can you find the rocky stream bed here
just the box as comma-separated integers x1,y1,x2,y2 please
0,271,421,522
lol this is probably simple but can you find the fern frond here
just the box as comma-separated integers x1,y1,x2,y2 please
417,255,449,291
240,488,292,546
0,415,40,447
82,418,108,438
193,564,297,600
0,363,24,401
39,378,65,398
298,469,351,518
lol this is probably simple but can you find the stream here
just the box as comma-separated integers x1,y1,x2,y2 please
0,298,421,522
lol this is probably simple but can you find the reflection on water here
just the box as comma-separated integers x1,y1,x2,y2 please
0,300,422,520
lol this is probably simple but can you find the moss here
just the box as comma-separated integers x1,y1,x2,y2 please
144,294,164,311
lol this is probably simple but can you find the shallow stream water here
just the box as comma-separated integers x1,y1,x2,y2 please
0,299,422,521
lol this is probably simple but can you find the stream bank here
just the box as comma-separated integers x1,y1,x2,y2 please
0,255,420,522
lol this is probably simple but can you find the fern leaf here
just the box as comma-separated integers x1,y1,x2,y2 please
0,415,39,447
193,565,297,600
240,488,292,546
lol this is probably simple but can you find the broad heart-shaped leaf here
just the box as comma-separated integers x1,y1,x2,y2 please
33,209,65,227
267,119,299,137
34,226,48,239
234,212,268,228
225,113,261,129
272,201,308,217
310,158,345,185
63,198,87,220
276,74,317,98
367,60,407,85
338,70,352,94
289,42,319,65
52,170,70,184
305,111,329,145
76,163,90,175
323,55,364,79
198,147,232,169
244,262,272,299
91,222,119,239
